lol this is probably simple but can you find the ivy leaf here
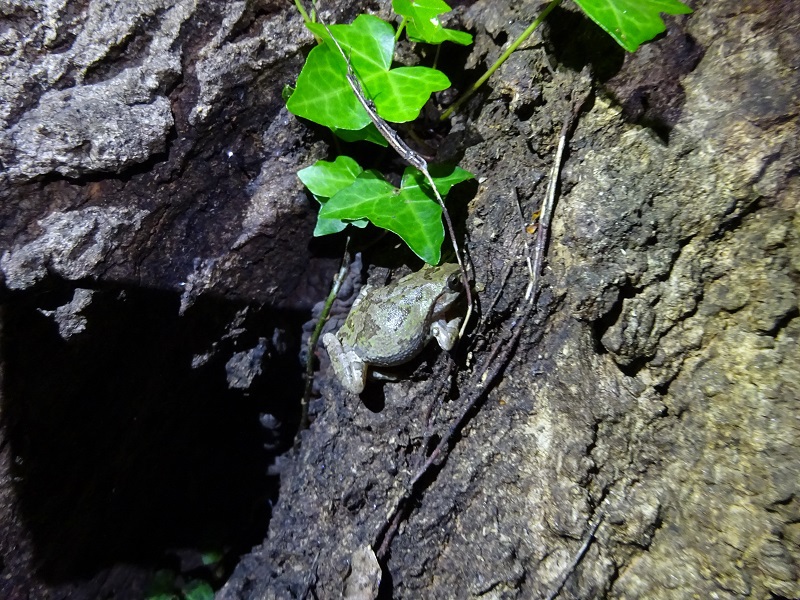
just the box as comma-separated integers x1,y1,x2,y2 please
402,164,474,197
199,550,224,566
299,155,363,197
392,0,473,46
573,0,692,52
332,123,388,146
320,170,443,262
287,14,450,131
319,166,473,263
298,156,369,235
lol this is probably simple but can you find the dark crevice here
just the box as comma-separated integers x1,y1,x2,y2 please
545,5,625,83
492,30,508,47
605,562,621,596
589,281,643,356
226,0,284,44
653,375,676,397
707,194,763,242
514,94,544,122
763,306,799,338
1,277,305,583
46,1,90,54
82,12,159,86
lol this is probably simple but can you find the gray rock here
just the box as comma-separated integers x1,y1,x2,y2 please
37,287,95,339
1,205,148,288
0,0,194,179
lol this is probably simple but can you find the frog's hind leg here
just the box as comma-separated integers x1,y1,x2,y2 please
322,332,369,394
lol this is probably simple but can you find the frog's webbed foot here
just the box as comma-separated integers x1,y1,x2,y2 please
322,332,369,394
431,317,462,351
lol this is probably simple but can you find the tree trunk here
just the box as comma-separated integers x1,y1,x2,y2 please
1,0,797,599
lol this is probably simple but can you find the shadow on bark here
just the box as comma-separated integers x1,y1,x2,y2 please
1,281,304,582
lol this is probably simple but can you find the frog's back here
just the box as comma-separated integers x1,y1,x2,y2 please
343,280,439,366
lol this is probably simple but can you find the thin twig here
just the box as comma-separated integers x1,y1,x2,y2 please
422,356,458,435
543,515,604,600
440,0,562,121
481,257,516,325
480,190,531,323
299,242,351,434
293,0,313,24
531,109,568,296
376,503,406,559
394,16,406,42
477,92,582,381
317,17,473,337
514,188,536,301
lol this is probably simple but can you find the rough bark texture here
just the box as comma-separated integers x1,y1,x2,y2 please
1,0,797,599
222,1,800,598
0,0,331,306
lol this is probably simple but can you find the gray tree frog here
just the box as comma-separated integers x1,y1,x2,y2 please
322,264,464,394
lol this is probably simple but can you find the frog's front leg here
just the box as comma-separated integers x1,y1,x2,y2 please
322,332,369,394
431,317,462,351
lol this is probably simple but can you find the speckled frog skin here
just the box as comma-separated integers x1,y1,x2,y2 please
322,264,464,394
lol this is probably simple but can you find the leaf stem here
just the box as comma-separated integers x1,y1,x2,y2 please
440,0,562,121
293,0,311,23
395,17,407,41
299,240,351,434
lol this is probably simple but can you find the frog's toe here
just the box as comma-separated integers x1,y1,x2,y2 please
348,361,369,394
334,354,367,394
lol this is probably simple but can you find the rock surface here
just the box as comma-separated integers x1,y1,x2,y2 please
0,0,797,599
0,0,330,308
221,1,800,599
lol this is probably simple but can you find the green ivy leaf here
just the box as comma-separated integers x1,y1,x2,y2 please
573,0,692,52
393,0,473,46
314,214,368,237
287,14,450,131
299,155,363,198
369,66,451,122
298,156,369,236
332,123,388,146
320,170,442,262
319,166,473,263
146,570,178,600
401,164,474,198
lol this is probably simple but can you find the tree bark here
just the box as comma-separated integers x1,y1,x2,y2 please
0,0,797,599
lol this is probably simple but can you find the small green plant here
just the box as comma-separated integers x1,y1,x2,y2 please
299,157,472,260
575,0,692,52
442,0,692,118
287,3,474,265
287,0,692,263
392,0,474,45
146,570,215,600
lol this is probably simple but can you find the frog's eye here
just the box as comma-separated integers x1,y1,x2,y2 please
446,272,462,291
